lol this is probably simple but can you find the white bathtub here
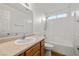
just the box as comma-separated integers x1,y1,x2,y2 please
46,41,75,56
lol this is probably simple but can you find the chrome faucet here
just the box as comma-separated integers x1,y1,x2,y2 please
22,33,26,39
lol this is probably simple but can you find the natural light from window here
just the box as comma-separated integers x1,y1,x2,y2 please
57,13,67,19
47,15,56,20
47,13,67,20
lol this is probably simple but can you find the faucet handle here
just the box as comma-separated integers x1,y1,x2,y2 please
7,33,10,35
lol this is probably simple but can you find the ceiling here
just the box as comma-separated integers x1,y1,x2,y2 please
31,3,70,14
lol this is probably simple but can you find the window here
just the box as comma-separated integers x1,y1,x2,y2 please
47,15,56,20
57,13,67,19
47,13,67,20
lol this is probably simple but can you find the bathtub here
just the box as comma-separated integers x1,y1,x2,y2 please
46,41,75,56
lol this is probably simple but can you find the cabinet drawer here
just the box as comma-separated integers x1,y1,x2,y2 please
32,42,40,53
25,42,40,56
41,40,44,47
33,50,40,56
25,47,33,56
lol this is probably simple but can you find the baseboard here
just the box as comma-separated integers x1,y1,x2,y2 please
51,50,65,56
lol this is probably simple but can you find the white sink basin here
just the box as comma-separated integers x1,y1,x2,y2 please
15,37,36,45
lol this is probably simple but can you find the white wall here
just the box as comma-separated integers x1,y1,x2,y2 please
31,3,69,35
46,7,75,55
31,4,76,56
0,4,33,36
33,11,46,34
70,4,79,55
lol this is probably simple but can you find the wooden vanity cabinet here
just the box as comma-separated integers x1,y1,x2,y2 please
25,42,40,56
33,50,40,56
40,40,45,56
18,39,45,56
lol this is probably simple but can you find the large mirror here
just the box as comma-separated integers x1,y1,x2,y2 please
0,3,33,37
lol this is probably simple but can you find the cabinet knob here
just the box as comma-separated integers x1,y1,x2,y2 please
77,48,79,50
76,20,79,22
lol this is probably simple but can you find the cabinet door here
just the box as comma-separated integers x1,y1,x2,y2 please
25,48,33,56
25,42,40,56
32,42,40,54
33,51,40,56
41,46,45,56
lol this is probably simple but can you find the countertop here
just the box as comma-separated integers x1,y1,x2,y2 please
0,35,44,56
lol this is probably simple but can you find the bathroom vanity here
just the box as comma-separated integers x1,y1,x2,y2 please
0,35,45,56
19,39,45,56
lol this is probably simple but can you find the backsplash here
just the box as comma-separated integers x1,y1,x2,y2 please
0,35,21,43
